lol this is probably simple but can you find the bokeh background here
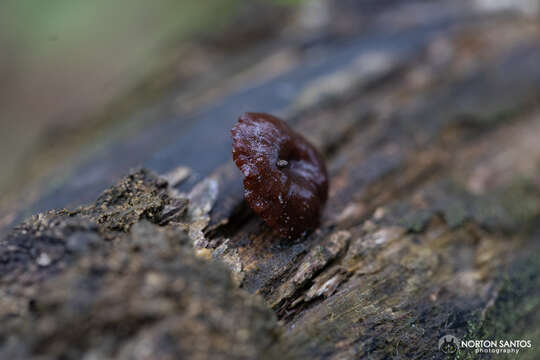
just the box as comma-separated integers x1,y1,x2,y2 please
1,0,539,222
0,0,302,202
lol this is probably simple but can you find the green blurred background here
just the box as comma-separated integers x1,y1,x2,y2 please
0,0,302,204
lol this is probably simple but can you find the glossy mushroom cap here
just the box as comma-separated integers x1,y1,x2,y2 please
232,112,328,239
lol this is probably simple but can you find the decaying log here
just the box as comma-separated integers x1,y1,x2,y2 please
2,4,540,360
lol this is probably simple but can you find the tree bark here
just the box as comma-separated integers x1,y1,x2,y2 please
2,6,540,360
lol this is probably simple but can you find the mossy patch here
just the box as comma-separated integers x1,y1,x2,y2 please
459,247,540,359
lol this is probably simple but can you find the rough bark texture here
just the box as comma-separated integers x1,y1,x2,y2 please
0,170,283,360
2,2,540,359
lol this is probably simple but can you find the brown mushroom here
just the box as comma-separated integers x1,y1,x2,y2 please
231,112,328,239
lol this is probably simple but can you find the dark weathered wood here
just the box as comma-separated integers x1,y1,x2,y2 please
2,3,540,359
199,17,540,359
